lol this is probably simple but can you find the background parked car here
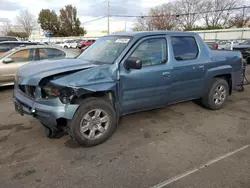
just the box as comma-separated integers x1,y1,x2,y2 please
79,39,96,49
205,41,218,50
75,39,86,48
0,41,38,56
218,41,230,50
0,36,19,42
56,40,78,49
0,45,78,86
217,40,240,50
233,39,250,64
80,45,89,53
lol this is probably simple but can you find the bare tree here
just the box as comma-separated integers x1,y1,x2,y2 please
133,16,154,31
149,3,178,30
1,21,12,35
172,0,205,29
228,6,250,28
133,3,178,31
202,0,240,27
16,9,36,37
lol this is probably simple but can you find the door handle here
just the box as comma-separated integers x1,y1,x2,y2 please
199,65,204,69
162,72,170,77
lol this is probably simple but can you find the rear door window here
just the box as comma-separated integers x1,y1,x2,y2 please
39,48,66,60
171,36,199,61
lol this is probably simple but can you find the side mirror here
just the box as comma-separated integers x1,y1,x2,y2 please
3,58,13,64
124,58,142,70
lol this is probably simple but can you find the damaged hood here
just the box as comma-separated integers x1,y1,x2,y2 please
17,58,98,85
50,64,118,91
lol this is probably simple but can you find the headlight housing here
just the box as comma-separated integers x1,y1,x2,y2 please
41,83,75,104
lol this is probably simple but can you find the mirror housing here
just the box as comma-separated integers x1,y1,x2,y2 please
124,58,142,70
3,58,13,64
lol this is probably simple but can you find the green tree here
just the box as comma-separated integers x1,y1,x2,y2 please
59,5,86,36
38,9,60,36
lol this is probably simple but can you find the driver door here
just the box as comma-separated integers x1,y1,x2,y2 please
119,36,172,114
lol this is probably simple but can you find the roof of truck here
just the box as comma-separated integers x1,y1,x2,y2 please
110,31,197,38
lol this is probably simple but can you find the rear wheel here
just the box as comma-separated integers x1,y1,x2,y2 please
69,97,117,147
202,78,229,110
64,45,68,49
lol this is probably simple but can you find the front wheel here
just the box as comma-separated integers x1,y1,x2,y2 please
69,97,117,147
202,78,229,110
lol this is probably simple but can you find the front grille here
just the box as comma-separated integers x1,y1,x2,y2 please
19,85,25,93
18,85,36,98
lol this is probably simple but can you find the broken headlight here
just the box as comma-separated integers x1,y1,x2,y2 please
42,83,75,104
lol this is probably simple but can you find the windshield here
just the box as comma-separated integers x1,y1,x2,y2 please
78,36,132,64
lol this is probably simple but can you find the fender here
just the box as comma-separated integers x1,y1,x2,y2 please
203,65,232,94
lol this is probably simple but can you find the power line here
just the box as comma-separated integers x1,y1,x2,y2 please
82,16,107,25
80,4,250,26
110,5,250,18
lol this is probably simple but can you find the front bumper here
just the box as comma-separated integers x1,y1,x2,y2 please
13,87,79,130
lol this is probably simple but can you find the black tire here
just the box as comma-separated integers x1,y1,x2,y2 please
42,123,65,139
44,126,52,137
202,78,229,110
238,86,244,92
64,45,68,49
69,97,117,147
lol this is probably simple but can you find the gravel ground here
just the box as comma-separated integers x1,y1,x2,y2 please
0,66,249,188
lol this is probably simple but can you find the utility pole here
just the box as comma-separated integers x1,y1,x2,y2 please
107,0,110,35
242,5,246,28
241,5,246,40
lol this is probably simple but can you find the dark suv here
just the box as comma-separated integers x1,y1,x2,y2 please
0,36,18,42
0,41,38,55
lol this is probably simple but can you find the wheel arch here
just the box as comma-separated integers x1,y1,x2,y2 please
71,90,118,110
204,65,233,95
214,74,232,95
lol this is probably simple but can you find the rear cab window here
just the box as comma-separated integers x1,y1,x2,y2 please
171,36,199,61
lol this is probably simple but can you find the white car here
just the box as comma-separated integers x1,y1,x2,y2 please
56,40,78,49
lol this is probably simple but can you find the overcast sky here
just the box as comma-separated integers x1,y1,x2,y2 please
0,0,168,32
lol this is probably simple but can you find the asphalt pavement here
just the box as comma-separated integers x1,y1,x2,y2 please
0,66,249,188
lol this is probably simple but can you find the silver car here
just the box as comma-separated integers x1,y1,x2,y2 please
0,45,78,86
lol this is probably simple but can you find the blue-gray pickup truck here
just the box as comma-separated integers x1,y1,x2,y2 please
13,31,243,146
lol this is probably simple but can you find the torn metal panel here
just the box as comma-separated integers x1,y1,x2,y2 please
51,64,118,93
17,59,98,85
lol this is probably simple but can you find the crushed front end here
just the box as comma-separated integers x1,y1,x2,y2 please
13,78,79,137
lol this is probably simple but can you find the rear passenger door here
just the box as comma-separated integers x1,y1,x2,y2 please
170,36,206,102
